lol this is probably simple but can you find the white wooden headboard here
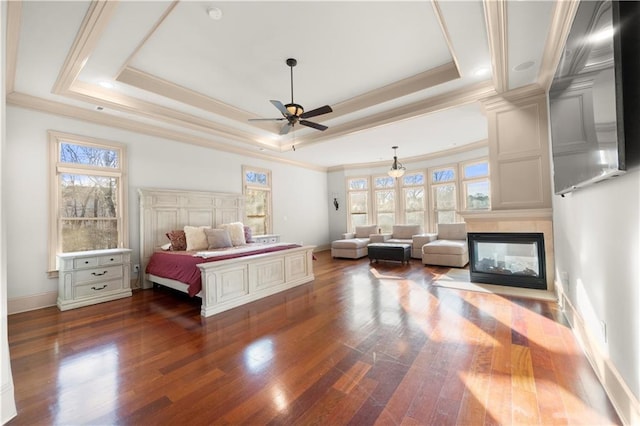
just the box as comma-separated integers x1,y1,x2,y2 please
138,188,244,278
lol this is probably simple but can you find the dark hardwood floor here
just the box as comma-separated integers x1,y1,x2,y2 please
7,251,620,425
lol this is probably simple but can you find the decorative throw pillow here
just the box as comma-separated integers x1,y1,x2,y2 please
165,230,187,251
204,228,233,249
183,225,211,251
244,226,254,243
221,222,246,246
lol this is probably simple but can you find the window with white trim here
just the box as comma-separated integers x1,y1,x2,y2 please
347,177,370,232
373,175,396,233
49,131,128,272
461,159,490,210
243,166,272,236
401,171,426,228
429,165,459,229
343,157,488,234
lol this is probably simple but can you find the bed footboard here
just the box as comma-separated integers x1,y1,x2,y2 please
196,245,315,317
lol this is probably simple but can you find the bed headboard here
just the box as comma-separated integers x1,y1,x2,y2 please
138,188,244,280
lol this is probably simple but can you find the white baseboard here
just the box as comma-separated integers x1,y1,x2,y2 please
1,381,17,424
558,284,640,425
7,291,57,315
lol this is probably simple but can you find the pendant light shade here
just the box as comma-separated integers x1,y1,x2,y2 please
388,146,406,178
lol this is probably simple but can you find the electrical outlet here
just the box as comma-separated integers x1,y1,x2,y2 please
133,264,140,273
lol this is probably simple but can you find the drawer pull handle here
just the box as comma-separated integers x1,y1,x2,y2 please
84,261,90,264
91,271,108,276
110,258,114,261
91,285,107,291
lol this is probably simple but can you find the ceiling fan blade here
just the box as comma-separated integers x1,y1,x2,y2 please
300,105,332,119
279,122,292,135
299,120,328,131
270,100,290,116
248,118,286,122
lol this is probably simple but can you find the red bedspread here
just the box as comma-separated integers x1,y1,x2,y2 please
145,244,300,297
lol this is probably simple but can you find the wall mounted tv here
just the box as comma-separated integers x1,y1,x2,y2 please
548,0,640,195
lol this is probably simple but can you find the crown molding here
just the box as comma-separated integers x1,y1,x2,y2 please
299,80,496,149
483,0,509,93
329,62,460,120
480,83,546,111
7,92,327,172
537,0,581,91
5,1,22,94
116,66,275,133
117,62,460,143
68,80,273,148
52,1,118,95
432,1,462,75
327,139,489,172
115,1,178,78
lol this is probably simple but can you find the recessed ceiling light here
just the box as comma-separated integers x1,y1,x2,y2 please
207,7,222,20
99,81,114,89
513,60,535,72
473,67,490,77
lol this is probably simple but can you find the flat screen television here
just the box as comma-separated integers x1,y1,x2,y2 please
548,0,640,195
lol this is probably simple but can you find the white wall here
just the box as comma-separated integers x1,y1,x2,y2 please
553,169,640,403
5,106,329,305
1,1,18,421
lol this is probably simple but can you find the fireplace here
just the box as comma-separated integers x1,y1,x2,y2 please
467,232,546,290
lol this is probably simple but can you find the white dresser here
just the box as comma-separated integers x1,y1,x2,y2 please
57,248,132,311
253,234,280,244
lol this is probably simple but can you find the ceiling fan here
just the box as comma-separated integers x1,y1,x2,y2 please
249,58,333,135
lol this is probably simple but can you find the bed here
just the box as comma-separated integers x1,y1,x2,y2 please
139,188,315,317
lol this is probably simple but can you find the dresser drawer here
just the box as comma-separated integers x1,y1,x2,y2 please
74,279,123,299
99,254,123,265
74,265,123,284
73,257,99,269
73,254,123,269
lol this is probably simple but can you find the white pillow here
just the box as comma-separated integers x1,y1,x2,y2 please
221,222,246,246
183,225,211,251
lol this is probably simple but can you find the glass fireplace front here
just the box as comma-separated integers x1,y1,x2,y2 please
467,232,546,290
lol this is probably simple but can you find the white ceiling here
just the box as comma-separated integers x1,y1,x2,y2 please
7,0,560,169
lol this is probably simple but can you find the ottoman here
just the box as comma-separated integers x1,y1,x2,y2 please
367,243,412,265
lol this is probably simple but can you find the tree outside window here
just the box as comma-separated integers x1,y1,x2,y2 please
347,177,369,231
462,160,490,210
49,132,127,273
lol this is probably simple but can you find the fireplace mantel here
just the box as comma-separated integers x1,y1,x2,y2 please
460,208,552,222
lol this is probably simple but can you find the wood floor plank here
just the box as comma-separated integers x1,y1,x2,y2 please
7,251,621,425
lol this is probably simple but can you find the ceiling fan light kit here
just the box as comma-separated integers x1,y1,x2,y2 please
388,146,406,178
248,58,332,135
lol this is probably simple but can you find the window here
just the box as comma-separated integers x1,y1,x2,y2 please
343,156,488,233
373,175,396,233
401,172,426,228
243,166,272,235
429,166,459,228
347,177,370,231
49,131,128,272
461,160,490,210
